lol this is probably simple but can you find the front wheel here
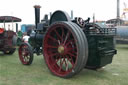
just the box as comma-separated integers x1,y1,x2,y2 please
18,43,33,65
3,48,16,55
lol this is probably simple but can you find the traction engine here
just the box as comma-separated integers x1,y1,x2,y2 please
0,16,21,54
18,5,117,78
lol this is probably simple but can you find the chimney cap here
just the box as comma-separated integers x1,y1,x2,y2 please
34,5,41,8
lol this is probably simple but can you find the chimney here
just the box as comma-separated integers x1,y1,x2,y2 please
117,0,120,25
71,10,73,19
34,5,41,29
50,12,52,18
117,0,120,19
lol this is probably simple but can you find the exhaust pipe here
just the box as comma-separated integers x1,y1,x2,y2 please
34,5,41,29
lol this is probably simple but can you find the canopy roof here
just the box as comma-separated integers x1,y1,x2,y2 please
0,16,21,23
106,18,124,24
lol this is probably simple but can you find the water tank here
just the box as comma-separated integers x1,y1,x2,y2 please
115,26,128,44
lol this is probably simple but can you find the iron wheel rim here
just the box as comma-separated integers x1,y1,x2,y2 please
43,23,79,77
19,44,31,64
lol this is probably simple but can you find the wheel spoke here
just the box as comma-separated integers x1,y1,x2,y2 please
24,56,28,62
67,47,77,52
63,31,70,45
54,29,62,42
63,56,69,71
66,55,75,66
67,52,76,57
69,51,77,55
45,44,58,48
61,27,65,43
58,59,62,72
52,56,61,66
26,56,30,60
48,53,59,57
65,59,68,71
59,58,65,72
65,39,75,46
47,35,58,43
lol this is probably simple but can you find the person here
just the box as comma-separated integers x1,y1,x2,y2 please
22,32,30,43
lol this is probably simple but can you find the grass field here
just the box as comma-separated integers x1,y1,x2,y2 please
0,44,128,85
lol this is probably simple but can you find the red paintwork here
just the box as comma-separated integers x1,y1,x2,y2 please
43,24,78,77
0,28,4,34
0,30,16,51
19,44,30,64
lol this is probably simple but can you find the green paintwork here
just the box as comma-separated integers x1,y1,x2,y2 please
86,35,116,68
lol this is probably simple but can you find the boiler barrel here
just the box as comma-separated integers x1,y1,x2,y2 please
29,32,44,47
116,26,128,38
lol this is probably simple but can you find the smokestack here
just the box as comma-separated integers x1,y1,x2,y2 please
34,5,41,29
117,0,120,25
93,13,95,23
50,12,52,18
71,10,73,19
117,0,120,19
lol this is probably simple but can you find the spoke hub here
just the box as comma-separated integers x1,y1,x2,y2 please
58,45,65,54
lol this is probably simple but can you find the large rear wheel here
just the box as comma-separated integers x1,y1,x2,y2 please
43,21,88,78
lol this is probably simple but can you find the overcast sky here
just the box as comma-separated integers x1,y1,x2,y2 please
0,0,128,25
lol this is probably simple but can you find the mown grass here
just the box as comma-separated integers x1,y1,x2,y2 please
0,44,128,85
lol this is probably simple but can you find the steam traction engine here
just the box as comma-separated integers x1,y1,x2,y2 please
0,16,21,54
18,5,117,78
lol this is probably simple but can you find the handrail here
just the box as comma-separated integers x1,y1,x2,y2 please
85,28,117,35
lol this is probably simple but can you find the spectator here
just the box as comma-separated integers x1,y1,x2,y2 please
22,32,30,43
